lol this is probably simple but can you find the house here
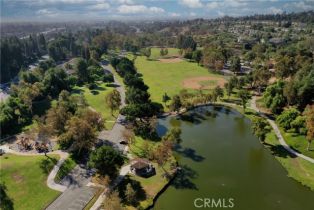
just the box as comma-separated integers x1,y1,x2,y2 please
130,158,156,178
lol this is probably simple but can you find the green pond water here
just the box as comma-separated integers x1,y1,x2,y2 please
153,106,314,210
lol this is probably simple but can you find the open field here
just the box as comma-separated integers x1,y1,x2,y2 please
72,82,118,130
149,47,180,60
134,52,227,105
0,154,60,210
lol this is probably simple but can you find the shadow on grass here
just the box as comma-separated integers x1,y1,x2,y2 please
0,182,14,210
265,143,297,159
118,175,147,207
39,155,58,175
106,83,119,88
90,90,99,95
171,164,198,190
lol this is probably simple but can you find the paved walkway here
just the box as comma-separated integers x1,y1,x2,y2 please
250,96,314,164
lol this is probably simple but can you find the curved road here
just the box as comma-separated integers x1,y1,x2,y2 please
250,96,314,164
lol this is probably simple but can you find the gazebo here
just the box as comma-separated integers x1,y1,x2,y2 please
130,158,156,178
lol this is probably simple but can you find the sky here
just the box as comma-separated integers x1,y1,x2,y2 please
1,0,314,22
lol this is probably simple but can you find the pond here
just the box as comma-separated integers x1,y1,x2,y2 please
153,106,314,210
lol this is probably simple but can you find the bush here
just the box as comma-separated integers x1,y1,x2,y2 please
277,108,300,131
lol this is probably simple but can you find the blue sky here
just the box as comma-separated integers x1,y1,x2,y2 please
1,0,314,21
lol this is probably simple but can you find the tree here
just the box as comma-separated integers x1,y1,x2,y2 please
106,89,121,116
192,50,202,65
125,183,137,205
88,145,124,177
304,105,314,151
65,116,97,156
230,56,241,73
162,92,171,106
75,58,89,82
170,95,182,112
237,89,250,110
160,48,165,56
103,191,124,210
224,82,233,99
162,127,182,144
143,48,151,59
276,108,300,131
252,117,270,141
213,86,224,101
263,81,286,114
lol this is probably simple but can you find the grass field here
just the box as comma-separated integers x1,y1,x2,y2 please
0,154,61,210
280,128,314,159
134,52,227,106
149,48,180,60
72,82,118,130
265,131,314,190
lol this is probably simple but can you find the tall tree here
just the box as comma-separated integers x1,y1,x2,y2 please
252,117,270,141
304,105,314,151
106,89,121,116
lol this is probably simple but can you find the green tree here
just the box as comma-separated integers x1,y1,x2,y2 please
230,56,241,73
170,95,182,112
75,58,89,82
192,50,203,65
276,108,300,131
213,86,224,101
162,92,171,106
252,117,270,141
237,89,250,110
88,146,124,177
304,105,314,151
106,89,121,116
224,82,233,99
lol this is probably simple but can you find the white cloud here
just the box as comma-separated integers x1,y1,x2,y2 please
36,9,58,17
269,6,283,14
116,0,134,4
180,0,202,8
207,2,219,9
291,1,313,10
117,4,164,14
170,12,181,17
88,3,110,10
190,12,196,16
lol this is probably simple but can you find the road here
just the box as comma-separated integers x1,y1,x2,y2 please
98,61,127,151
250,96,314,164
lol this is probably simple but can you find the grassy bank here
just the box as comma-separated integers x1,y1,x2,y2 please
0,154,61,210
72,82,118,130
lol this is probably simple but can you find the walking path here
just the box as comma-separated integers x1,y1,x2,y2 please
250,96,314,164
0,145,70,192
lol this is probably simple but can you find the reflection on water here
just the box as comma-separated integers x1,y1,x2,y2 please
154,105,314,210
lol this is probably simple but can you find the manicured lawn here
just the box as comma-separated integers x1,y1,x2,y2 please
0,154,61,210
264,131,314,190
72,82,118,130
149,47,180,60
280,128,314,159
54,157,76,182
134,53,227,106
